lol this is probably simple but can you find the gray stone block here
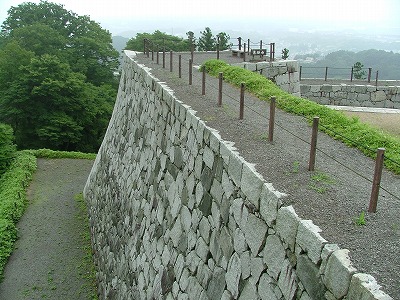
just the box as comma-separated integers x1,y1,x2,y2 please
258,274,279,300
225,252,241,298
296,219,327,264
206,267,226,300
297,254,326,299
239,279,259,300
243,213,268,256
262,235,285,280
276,206,300,252
324,249,357,299
240,162,264,209
277,259,297,300
347,273,393,300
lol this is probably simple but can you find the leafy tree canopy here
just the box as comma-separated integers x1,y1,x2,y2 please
125,30,192,52
0,123,17,175
0,1,118,152
2,0,119,86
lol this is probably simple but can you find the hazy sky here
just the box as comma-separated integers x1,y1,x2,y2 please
1,0,399,36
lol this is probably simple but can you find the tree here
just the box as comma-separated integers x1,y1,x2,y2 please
2,1,119,87
0,50,115,152
186,31,196,51
0,123,16,175
198,27,216,51
0,1,118,152
216,32,231,50
353,61,366,79
125,30,190,52
282,48,289,60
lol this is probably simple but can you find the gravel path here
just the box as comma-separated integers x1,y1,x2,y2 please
135,51,400,298
0,158,96,300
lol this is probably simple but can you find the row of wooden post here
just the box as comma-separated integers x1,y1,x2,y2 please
150,48,385,214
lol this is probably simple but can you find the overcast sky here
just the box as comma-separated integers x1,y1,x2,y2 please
1,0,399,36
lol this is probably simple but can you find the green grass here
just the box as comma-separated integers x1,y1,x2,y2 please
75,193,98,300
202,59,400,175
0,149,96,281
354,211,366,226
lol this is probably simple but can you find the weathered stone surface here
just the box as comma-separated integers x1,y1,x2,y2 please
347,273,393,300
263,235,285,280
243,213,268,256
297,254,326,299
238,279,259,300
278,259,297,300
276,205,299,252
296,219,327,264
206,267,226,300
259,182,283,227
240,162,263,209
225,252,241,298
258,274,279,300
324,249,357,299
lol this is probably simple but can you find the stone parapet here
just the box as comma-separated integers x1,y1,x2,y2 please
300,83,400,108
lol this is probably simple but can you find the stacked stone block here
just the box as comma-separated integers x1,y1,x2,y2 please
235,61,301,96
300,84,400,108
83,51,392,299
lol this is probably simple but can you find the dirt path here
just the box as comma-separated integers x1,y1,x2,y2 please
0,158,96,300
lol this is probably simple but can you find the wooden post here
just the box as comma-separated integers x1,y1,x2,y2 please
239,83,245,119
299,66,302,81
202,67,206,95
151,48,154,60
324,67,328,81
156,47,159,64
143,39,146,54
269,43,273,62
375,70,379,87
308,117,320,171
162,49,166,68
218,72,223,106
189,59,192,85
170,51,173,72
178,55,182,78
350,67,354,82
238,37,242,50
268,96,276,142
243,43,246,62
217,43,220,60
247,39,250,54
369,148,385,213
191,44,194,62
368,68,372,83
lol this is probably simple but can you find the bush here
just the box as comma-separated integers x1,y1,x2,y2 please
0,150,36,276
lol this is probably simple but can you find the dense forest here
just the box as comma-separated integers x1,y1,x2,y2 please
297,49,400,80
0,1,119,155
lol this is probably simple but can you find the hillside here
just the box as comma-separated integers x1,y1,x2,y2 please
297,49,400,80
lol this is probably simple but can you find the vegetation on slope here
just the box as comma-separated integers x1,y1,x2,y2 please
0,151,36,277
202,59,400,174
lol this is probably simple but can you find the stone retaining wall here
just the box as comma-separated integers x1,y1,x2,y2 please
234,60,301,97
300,83,400,108
83,51,392,299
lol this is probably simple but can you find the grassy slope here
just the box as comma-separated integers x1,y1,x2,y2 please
202,59,400,175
